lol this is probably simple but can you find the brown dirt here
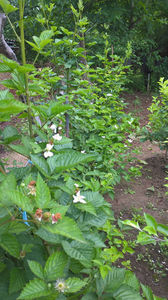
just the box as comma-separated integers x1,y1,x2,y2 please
105,92,168,298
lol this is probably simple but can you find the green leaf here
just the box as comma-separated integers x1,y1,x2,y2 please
157,224,168,236
0,262,6,273
122,220,141,230
40,30,54,40
28,260,44,280
9,268,26,294
84,232,105,248
144,213,157,231
1,125,20,144
82,191,105,208
35,174,51,208
48,151,95,173
0,173,16,206
9,144,30,157
18,278,49,299
124,271,140,291
44,251,68,281
141,284,154,300
0,89,13,100
0,233,20,258
0,0,18,14
83,208,108,227
36,227,63,244
112,284,142,299
104,267,126,292
30,154,50,178
0,99,27,114
137,232,156,245
44,216,86,243
62,240,94,267
143,226,157,235
66,277,87,293
10,190,34,213
33,102,72,119
8,221,27,234
17,64,36,73
76,201,97,216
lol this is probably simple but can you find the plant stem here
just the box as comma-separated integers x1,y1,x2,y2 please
6,15,21,43
19,0,33,138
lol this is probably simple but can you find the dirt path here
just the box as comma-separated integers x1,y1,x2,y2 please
106,92,168,298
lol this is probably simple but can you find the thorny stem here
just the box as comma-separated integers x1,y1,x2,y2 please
6,15,21,43
19,0,33,138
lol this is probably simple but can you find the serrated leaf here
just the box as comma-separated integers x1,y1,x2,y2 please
44,216,86,243
17,64,36,73
0,233,20,258
0,173,16,206
83,208,108,227
8,221,27,234
103,267,126,292
82,191,105,208
9,268,26,294
36,227,63,244
124,271,140,291
44,251,68,281
40,30,54,40
35,174,51,208
9,144,30,157
112,284,142,299
10,190,34,213
1,125,20,144
84,232,105,248
141,284,154,300
48,151,95,173
30,154,50,178
0,0,18,14
62,240,94,267
18,278,49,299
0,99,27,114
28,260,44,280
76,201,97,215
69,258,83,274
66,277,87,293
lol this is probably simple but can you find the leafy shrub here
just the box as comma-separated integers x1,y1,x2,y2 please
0,1,167,299
141,78,168,151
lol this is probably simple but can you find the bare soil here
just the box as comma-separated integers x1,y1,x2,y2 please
106,92,168,298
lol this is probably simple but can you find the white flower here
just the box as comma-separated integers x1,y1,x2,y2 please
101,136,105,139
53,133,62,141
73,191,86,204
107,93,112,97
44,151,53,158
46,143,53,151
81,150,86,154
55,279,67,293
58,126,62,130
50,124,57,133
128,139,133,143
74,183,79,188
